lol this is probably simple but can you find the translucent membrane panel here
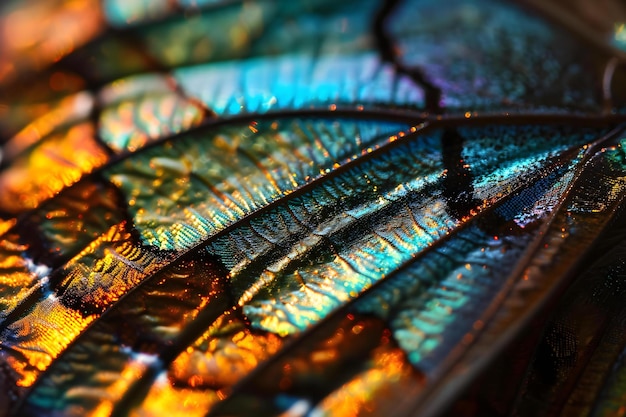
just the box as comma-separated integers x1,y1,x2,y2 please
98,74,208,153
175,53,424,114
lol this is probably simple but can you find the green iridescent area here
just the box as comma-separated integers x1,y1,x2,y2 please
104,118,412,250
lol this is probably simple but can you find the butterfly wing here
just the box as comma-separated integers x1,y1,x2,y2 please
1,1,626,416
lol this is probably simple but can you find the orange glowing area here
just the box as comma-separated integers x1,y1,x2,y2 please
0,218,16,236
0,92,79,142
2,92,94,162
6,301,95,387
0,0,105,84
59,221,160,310
88,361,152,417
0,122,109,213
313,344,424,416
0,234,43,318
2,221,158,391
130,376,221,417
170,313,284,389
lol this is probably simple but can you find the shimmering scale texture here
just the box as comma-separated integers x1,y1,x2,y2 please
0,233,44,321
312,342,423,417
127,313,282,416
13,124,594,416
0,181,125,330
458,125,589,201
3,0,626,416
236,126,587,337
434,138,626,417
375,167,575,372
0,222,162,393
0,76,208,216
210,314,420,416
206,134,585,417
16,180,127,261
512,145,626,417
105,118,411,250
22,254,229,416
205,126,589,340
168,314,284,389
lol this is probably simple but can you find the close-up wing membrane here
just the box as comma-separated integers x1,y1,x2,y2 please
1,1,626,416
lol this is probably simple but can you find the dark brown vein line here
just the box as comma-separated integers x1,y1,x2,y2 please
72,110,626,177
441,128,482,221
101,29,218,119
373,0,442,113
